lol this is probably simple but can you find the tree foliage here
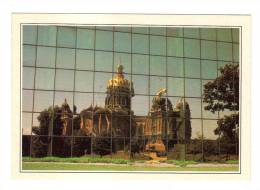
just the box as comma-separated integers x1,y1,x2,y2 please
203,64,239,113
92,136,113,157
203,63,239,145
30,105,82,157
32,106,64,136
215,113,239,142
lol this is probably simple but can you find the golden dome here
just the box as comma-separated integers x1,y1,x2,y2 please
107,65,131,89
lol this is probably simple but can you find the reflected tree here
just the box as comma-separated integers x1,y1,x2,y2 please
203,64,239,112
203,64,239,158
92,137,113,157
31,105,81,157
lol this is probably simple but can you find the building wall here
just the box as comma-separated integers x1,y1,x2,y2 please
22,25,239,159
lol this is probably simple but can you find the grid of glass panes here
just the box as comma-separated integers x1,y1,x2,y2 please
22,25,239,160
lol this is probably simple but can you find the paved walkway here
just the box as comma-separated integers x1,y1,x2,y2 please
24,161,239,168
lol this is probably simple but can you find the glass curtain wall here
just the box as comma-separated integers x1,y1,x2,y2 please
22,25,239,161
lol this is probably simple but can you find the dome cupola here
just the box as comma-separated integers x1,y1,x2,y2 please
105,64,134,113
107,65,132,90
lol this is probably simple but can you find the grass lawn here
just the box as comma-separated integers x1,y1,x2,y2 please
22,162,239,172
22,156,239,166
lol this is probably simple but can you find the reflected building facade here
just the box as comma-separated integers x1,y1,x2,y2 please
22,25,239,160
60,64,191,158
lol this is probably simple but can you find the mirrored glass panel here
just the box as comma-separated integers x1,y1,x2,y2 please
184,28,200,38
94,72,112,93
22,112,32,135
186,119,202,161
54,91,74,108
200,28,217,40
23,67,35,89
202,79,214,93
167,37,183,57
94,93,107,107
23,90,34,112
132,54,149,75
201,60,218,79
185,79,201,97
190,119,202,140
201,79,219,119
167,77,184,97
57,27,76,48
203,120,219,140
32,113,40,127
150,35,166,56
75,71,94,92
132,27,149,34
114,26,131,32
150,56,166,76
31,136,49,157
114,53,131,73
150,76,166,95
96,26,113,31
166,27,183,37
217,42,233,61
34,90,53,112
38,26,57,46
77,28,95,49
23,45,36,66
36,46,56,68
114,32,131,53
52,137,72,157
168,96,180,107
74,92,93,113
112,116,131,138
167,57,184,77
233,44,239,62
132,95,149,116
201,40,217,60
217,28,232,42
77,26,95,29
35,68,55,90
185,98,202,119
56,48,75,69
76,49,94,71
184,39,200,58
232,28,239,43
132,34,149,54
23,25,37,45
132,75,149,95
185,58,200,78
218,61,234,76
95,51,113,72
150,27,166,35
95,30,113,51
55,69,74,91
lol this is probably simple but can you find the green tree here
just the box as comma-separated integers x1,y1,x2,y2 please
130,139,143,158
31,105,81,157
188,133,218,162
92,137,112,157
73,129,91,157
203,64,239,159
203,64,239,113
31,106,62,157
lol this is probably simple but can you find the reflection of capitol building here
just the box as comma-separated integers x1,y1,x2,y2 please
61,64,191,156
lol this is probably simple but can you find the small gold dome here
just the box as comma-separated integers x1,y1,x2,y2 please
107,65,131,89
